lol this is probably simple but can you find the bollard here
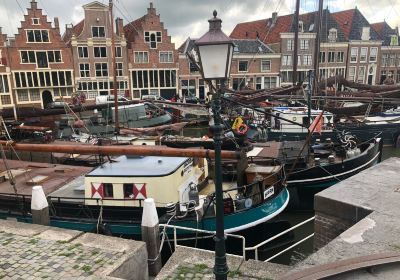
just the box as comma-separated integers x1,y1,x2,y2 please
141,198,162,276
31,185,50,226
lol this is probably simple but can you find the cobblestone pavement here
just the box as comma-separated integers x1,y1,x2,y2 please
0,231,124,279
164,263,266,280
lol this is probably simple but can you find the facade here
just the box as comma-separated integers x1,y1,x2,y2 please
63,1,129,101
8,0,74,109
371,22,400,84
0,29,13,109
332,9,382,85
178,38,281,99
124,3,179,100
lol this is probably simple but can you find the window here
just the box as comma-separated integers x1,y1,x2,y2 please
144,31,162,49
328,28,337,43
298,55,301,66
134,51,148,63
348,66,356,81
381,54,389,67
350,47,358,63
360,47,367,63
369,47,378,62
26,30,49,42
32,18,40,25
336,68,345,76
94,47,107,58
255,77,262,89
36,52,48,68
159,51,173,63
282,55,292,66
79,63,90,77
303,55,312,66
78,47,88,58
390,35,399,46
0,75,9,93
389,54,396,66
115,46,122,58
103,183,113,198
1,95,11,105
116,63,123,76
300,39,309,50
319,52,326,63
337,51,344,63
95,63,108,77
181,79,196,96
17,91,29,102
298,21,304,32
47,50,62,63
123,184,134,198
287,39,294,51
238,61,248,72
264,77,277,89
328,51,335,63
357,66,365,83
20,51,36,63
261,60,271,71
232,78,245,90
92,26,105,38
189,62,199,73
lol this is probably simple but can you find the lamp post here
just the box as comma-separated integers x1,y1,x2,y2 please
195,10,234,280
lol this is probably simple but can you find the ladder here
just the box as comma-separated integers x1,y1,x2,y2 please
363,102,373,121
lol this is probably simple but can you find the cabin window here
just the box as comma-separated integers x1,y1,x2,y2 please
123,184,134,198
103,183,114,198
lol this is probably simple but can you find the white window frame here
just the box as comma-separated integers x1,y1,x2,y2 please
282,55,292,66
26,29,50,43
134,51,149,63
357,66,366,83
93,46,107,58
159,51,174,63
238,60,249,72
348,66,356,81
360,47,368,63
300,39,309,50
92,26,105,38
95,63,108,77
79,63,90,78
328,28,338,42
350,47,358,63
369,47,378,62
328,51,335,63
115,46,122,58
303,55,312,66
32,18,40,25
78,46,88,58
261,60,271,72
116,62,123,76
337,51,344,63
144,31,162,49
287,39,294,51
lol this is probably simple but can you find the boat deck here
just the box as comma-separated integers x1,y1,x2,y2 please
0,159,91,196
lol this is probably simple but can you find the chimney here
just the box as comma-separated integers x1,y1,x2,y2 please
361,26,370,41
148,2,156,15
54,17,60,31
115,17,123,36
31,0,37,10
272,12,278,25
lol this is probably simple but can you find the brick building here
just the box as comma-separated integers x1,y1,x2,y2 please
371,21,400,84
7,0,74,109
124,3,179,100
63,1,129,101
0,29,13,109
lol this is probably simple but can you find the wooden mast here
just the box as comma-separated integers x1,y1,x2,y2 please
0,141,241,159
312,0,324,96
292,0,300,85
109,0,119,133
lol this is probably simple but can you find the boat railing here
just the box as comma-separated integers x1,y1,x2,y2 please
159,223,247,259
160,216,315,262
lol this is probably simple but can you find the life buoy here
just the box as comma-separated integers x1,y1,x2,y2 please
236,123,248,135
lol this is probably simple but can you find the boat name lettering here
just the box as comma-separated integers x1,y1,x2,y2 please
264,186,274,200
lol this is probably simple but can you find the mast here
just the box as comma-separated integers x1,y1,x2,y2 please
292,0,300,85
312,0,324,96
0,141,240,160
109,0,119,133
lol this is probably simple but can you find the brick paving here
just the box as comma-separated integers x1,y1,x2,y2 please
0,231,124,279
163,263,265,280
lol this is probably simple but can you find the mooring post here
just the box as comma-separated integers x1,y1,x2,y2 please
31,185,50,226
141,198,162,276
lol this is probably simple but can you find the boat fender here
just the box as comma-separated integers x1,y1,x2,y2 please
236,124,249,135
244,198,253,209
166,202,176,216
97,223,112,236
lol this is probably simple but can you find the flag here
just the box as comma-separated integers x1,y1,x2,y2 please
309,111,324,134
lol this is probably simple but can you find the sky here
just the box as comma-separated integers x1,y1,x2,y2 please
0,0,399,47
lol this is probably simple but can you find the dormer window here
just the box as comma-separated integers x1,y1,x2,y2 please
144,31,161,49
298,21,304,33
328,28,338,43
390,35,399,46
32,18,40,25
361,27,370,41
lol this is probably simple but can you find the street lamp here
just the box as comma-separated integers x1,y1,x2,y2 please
195,10,234,280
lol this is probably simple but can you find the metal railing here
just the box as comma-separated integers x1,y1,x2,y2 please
160,216,315,262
